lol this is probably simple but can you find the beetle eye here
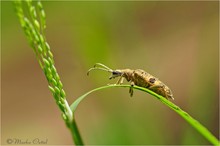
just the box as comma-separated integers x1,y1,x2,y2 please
112,71,121,75
149,78,156,83
109,71,122,80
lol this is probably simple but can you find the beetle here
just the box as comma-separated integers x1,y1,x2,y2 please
87,63,174,100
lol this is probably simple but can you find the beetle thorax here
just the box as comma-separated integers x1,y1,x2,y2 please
121,69,133,82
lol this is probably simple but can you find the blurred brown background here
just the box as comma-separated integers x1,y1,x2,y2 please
1,1,219,145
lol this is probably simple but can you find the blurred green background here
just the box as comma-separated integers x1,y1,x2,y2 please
1,1,219,145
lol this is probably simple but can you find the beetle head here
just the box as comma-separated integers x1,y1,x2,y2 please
87,63,123,80
109,70,123,79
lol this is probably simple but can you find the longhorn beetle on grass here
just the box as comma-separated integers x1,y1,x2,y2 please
87,63,174,100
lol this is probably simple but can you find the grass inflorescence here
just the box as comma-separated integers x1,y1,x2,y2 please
14,1,83,144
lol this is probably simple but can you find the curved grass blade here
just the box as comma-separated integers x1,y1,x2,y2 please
70,84,219,145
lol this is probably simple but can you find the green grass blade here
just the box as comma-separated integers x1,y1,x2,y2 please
70,84,219,145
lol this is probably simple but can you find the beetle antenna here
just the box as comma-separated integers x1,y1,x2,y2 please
87,66,113,76
94,63,112,70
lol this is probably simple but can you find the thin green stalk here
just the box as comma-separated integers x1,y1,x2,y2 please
70,84,219,145
69,118,84,145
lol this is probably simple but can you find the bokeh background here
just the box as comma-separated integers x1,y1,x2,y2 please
1,1,219,145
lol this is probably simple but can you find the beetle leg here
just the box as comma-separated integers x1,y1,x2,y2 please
129,82,134,97
116,76,124,84
115,73,124,84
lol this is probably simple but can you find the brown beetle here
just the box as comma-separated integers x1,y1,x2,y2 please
87,63,174,100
